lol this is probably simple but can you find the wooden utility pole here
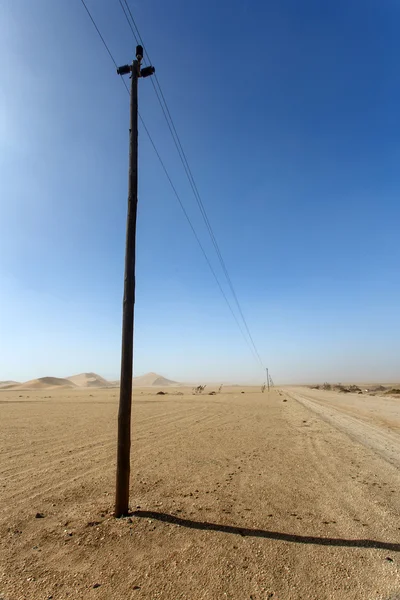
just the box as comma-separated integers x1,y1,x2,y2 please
115,47,155,518
266,368,269,392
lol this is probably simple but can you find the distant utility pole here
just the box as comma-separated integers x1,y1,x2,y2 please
115,46,155,518
266,368,270,392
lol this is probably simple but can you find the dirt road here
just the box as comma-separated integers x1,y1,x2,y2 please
0,387,399,599
285,387,400,468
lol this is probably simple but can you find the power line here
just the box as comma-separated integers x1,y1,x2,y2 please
118,0,140,46
80,0,130,94
80,0,117,67
138,115,260,362
118,0,266,371
79,0,260,365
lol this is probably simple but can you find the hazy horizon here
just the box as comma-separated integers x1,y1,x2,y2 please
1,368,399,388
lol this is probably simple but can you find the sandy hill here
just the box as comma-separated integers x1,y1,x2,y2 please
0,381,20,389
66,372,110,388
17,377,77,390
133,372,180,387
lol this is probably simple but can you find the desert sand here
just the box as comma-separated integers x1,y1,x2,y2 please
0,384,399,599
0,381,20,389
66,373,111,388
14,377,78,390
0,371,179,391
132,372,180,387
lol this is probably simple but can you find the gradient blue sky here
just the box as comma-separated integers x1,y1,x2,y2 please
1,0,399,384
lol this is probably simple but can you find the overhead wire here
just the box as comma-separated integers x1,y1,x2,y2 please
138,115,260,362
80,0,130,94
118,0,266,371
79,0,261,365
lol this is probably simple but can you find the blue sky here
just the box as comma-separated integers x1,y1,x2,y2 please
1,0,399,384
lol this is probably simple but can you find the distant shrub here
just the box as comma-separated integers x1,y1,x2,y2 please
348,385,362,393
193,385,206,394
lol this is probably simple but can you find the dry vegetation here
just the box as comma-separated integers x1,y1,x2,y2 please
310,382,400,397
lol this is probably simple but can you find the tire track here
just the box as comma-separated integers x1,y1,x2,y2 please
286,389,400,469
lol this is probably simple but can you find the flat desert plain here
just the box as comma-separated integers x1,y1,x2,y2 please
0,385,399,599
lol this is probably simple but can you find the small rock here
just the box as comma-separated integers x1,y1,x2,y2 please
133,586,141,590
35,512,45,519
93,583,101,588
386,556,394,562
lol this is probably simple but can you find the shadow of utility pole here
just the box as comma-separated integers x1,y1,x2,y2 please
133,510,400,552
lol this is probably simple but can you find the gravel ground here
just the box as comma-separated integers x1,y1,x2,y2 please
0,386,399,599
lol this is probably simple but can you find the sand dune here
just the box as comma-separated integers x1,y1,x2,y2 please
0,381,20,389
1,372,179,391
133,372,180,387
17,377,77,390
66,372,110,388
